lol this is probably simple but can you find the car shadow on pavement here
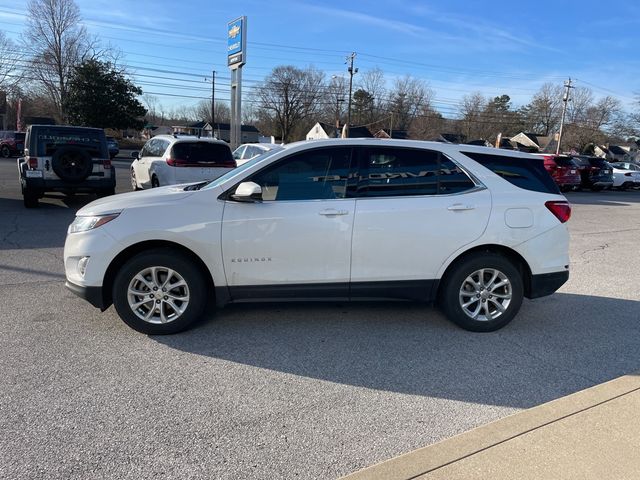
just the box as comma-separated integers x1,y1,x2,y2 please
153,292,640,409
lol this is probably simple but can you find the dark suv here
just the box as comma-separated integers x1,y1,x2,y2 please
571,155,614,191
18,125,116,208
0,131,26,158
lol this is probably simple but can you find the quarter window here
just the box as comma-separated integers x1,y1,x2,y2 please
248,147,353,201
357,147,475,197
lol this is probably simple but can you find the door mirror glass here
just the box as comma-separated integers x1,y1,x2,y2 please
131,150,140,159
231,181,263,202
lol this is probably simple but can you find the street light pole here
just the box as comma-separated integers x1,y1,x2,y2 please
346,52,358,138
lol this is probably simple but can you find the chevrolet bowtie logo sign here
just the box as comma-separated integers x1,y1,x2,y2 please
228,24,240,39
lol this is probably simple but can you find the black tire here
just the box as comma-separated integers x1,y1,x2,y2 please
23,188,39,208
591,185,603,192
439,252,524,332
51,147,94,183
1,145,10,158
151,175,160,188
112,249,208,334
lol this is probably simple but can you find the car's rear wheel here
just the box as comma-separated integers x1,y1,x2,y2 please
112,249,208,334
151,175,160,188
1,145,10,158
439,253,524,332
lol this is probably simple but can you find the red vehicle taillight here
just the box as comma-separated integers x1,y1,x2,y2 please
102,159,111,168
27,157,38,169
624,172,632,177
545,201,571,223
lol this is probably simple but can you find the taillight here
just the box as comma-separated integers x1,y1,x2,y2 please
545,201,571,223
166,158,180,166
102,159,111,168
625,172,632,177
28,157,38,169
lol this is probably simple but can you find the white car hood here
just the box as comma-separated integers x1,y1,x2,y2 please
77,186,195,216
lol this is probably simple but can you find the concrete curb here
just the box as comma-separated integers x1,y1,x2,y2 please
342,372,640,480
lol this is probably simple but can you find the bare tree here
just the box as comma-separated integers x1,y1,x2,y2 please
458,92,487,140
255,65,325,142
0,32,22,90
23,0,97,121
358,67,387,113
388,75,433,132
520,83,563,135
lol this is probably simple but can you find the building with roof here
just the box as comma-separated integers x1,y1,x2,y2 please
306,122,373,140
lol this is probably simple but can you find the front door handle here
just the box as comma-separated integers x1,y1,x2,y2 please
447,204,475,211
319,209,349,216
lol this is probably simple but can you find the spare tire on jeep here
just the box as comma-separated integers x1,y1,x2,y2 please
51,146,94,183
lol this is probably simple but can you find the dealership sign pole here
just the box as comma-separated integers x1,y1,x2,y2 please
228,16,246,150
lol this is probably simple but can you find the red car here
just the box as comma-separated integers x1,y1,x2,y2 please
0,131,26,158
538,154,581,192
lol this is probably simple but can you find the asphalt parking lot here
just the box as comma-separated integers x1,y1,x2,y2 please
1,156,639,479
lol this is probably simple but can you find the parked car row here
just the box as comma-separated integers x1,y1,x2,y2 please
538,154,640,192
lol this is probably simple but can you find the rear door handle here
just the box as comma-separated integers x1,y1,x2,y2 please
447,204,475,211
319,209,349,216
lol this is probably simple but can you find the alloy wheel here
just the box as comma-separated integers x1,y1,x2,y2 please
458,268,512,321
127,266,190,324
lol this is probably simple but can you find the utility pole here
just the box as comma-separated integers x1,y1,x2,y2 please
345,52,358,138
211,70,216,127
556,78,573,155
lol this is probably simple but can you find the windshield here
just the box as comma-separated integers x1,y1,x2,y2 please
202,147,284,190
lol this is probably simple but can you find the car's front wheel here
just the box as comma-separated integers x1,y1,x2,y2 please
439,253,524,332
112,249,208,334
1,145,10,158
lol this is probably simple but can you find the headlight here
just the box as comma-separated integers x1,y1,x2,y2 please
68,213,120,234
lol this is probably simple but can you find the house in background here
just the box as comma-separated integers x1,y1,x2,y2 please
373,128,409,139
306,122,373,140
510,132,554,152
163,121,260,143
211,123,260,143
172,121,213,137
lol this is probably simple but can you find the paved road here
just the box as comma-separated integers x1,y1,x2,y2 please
1,157,639,479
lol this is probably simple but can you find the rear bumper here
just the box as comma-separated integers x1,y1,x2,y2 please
65,281,106,310
527,270,569,299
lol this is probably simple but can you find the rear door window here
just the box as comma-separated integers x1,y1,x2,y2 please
171,142,233,166
462,151,560,194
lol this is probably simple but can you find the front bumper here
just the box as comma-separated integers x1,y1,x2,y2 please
65,281,106,310
527,270,569,299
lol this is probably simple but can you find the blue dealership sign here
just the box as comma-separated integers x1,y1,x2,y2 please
228,16,246,68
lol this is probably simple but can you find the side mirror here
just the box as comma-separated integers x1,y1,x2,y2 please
231,181,263,203
131,150,140,159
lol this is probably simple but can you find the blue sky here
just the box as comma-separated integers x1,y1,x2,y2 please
1,0,638,115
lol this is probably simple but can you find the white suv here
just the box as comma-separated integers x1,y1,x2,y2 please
130,135,236,190
64,139,570,334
